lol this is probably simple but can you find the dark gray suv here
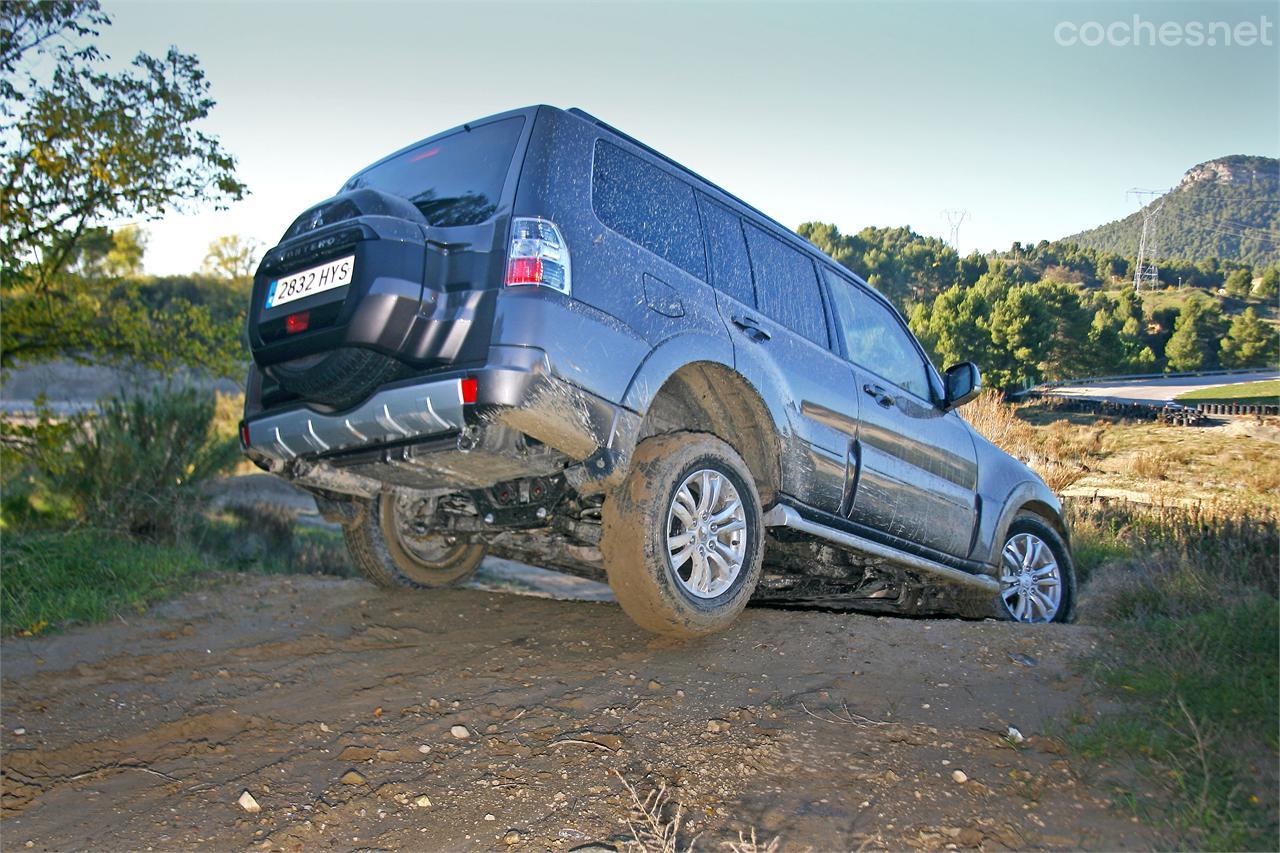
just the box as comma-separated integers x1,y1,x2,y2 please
241,106,1075,636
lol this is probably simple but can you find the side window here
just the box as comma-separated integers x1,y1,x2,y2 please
591,140,706,279
825,270,930,398
697,195,755,307
742,223,828,348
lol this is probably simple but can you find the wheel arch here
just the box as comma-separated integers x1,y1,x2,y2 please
630,360,782,506
986,481,1070,567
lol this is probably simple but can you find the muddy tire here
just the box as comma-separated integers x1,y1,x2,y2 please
995,512,1076,624
342,492,485,588
601,432,764,637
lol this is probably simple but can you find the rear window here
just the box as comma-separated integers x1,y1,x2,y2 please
743,223,829,348
342,116,524,227
698,195,755,307
592,140,706,279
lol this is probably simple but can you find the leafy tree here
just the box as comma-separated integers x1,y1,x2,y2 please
958,251,988,287
1256,265,1279,299
1086,309,1128,376
1032,280,1092,379
202,234,262,281
799,222,958,310
988,284,1053,388
1,0,245,373
1219,308,1279,368
68,225,147,278
796,221,858,267
1223,267,1254,298
1164,297,1227,372
909,284,990,372
1095,253,1128,285
1113,287,1145,327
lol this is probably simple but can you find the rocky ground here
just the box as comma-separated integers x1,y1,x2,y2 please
1,574,1155,851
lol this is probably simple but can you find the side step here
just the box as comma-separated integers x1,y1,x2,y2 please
763,504,998,593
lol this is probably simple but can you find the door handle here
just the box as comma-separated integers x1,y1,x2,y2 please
863,383,895,408
730,314,771,342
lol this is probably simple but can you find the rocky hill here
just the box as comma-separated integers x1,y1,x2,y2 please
1067,155,1280,267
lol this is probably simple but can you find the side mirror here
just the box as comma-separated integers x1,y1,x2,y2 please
943,362,982,410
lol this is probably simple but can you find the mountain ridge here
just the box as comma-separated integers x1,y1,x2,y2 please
1066,155,1280,267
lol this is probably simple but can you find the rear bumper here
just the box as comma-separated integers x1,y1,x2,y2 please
243,374,467,463
242,345,639,474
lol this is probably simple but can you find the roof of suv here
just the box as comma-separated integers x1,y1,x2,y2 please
345,105,900,318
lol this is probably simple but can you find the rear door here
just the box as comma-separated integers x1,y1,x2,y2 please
699,195,859,514
823,269,979,558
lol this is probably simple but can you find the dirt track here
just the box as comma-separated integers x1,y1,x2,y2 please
1,575,1154,851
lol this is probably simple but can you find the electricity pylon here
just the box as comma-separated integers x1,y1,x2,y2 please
942,209,969,255
1128,188,1165,293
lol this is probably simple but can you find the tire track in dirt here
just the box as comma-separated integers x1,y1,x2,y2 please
2,575,1154,850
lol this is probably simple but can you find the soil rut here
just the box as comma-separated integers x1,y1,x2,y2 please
1,575,1154,850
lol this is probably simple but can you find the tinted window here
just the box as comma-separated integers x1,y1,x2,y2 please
698,196,755,307
743,223,828,347
826,270,930,398
343,116,524,227
592,140,705,279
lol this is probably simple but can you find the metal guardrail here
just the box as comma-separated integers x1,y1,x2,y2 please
1013,367,1278,397
1020,392,1278,424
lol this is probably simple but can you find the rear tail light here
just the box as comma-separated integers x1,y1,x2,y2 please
460,377,478,405
239,421,250,448
505,218,570,294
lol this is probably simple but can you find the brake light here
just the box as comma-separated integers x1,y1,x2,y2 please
505,218,570,294
285,311,310,334
460,377,478,405
239,421,250,448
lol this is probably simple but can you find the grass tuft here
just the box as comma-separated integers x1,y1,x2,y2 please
1065,498,1279,850
1,530,209,635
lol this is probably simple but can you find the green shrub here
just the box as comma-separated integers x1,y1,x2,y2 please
3,387,239,536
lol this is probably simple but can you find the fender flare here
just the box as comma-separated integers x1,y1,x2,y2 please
986,480,1067,567
620,332,735,414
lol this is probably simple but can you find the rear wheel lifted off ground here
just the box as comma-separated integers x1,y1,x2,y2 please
342,492,485,588
602,432,764,637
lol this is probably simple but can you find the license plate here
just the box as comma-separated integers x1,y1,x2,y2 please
266,255,354,309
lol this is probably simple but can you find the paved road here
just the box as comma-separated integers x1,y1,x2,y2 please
1041,370,1278,405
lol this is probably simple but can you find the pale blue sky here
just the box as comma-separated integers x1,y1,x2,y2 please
97,0,1279,274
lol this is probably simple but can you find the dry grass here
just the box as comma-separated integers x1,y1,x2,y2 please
964,391,1280,508
612,770,779,853
615,771,696,853
960,391,1095,493
1069,497,1279,618
722,829,780,853
1125,450,1169,481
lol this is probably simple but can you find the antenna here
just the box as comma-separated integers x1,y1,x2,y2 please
1127,188,1166,293
942,209,969,255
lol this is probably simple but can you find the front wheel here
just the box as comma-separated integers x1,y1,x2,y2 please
342,492,486,589
601,432,764,637
996,513,1076,623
